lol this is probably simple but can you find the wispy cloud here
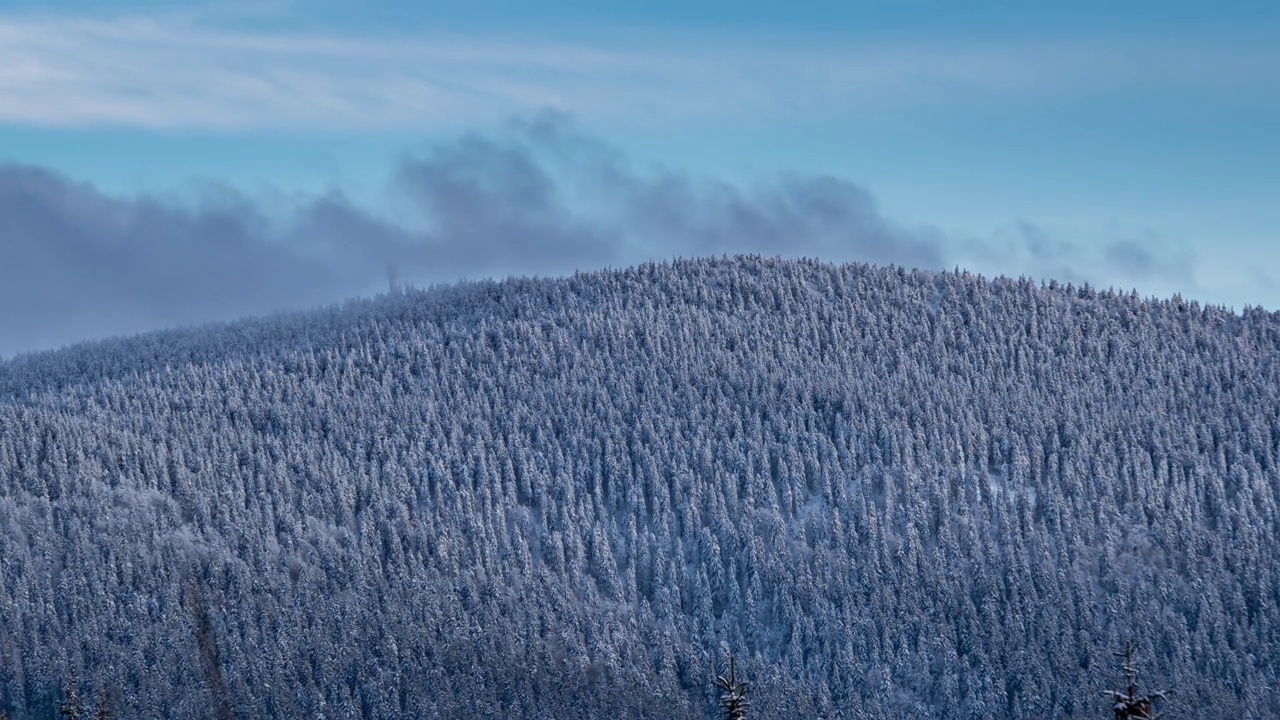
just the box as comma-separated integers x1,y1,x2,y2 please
958,220,1196,295
1103,236,1193,283
0,11,1275,130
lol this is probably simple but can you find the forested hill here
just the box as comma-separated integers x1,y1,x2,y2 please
1,257,1278,719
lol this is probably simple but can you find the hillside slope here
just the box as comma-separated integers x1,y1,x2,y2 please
1,257,1278,718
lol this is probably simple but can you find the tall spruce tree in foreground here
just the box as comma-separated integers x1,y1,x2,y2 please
713,656,748,720
1106,644,1169,720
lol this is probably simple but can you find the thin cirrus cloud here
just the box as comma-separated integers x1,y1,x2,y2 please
0,114,1187,359
0,12,1276,129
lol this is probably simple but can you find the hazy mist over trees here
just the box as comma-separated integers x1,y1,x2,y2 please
0,257,1276,718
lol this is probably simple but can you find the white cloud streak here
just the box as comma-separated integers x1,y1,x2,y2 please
0,12,1276,130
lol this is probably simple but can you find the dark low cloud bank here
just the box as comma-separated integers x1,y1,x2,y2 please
0,166,345,358
0,114,1179,358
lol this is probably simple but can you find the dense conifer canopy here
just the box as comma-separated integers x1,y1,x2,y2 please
0,257,1277,718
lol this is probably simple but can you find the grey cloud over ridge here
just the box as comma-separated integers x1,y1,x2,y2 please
0,116,1181,358
0,165,345,356
0,116,943,357
395,115,945,271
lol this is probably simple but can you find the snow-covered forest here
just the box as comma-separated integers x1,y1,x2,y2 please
0,256,1277,718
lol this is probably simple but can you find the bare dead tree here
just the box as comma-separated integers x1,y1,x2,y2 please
1105,642,1170,720
713,655,748,720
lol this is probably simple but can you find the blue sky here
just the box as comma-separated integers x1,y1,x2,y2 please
1,0,1278,356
